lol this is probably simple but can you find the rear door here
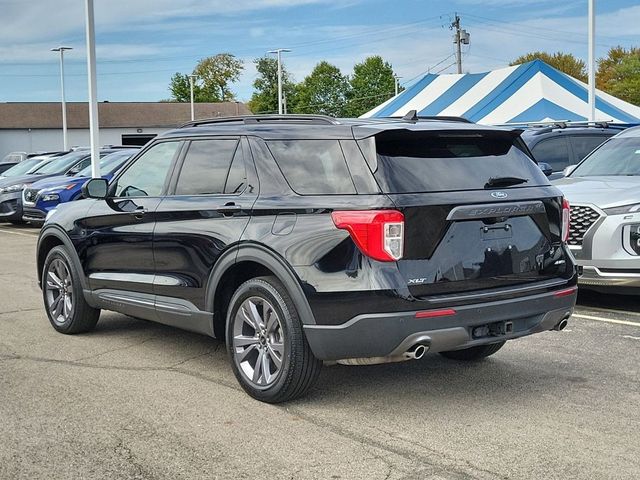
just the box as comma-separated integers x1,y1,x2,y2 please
358,128,572,298
153,136,257,313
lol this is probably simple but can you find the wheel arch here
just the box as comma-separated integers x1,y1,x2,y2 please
37,226,89,291
206,243,317,339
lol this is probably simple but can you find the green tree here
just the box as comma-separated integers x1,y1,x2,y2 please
597,46,640,105
248,56,296,114
510,51,587,82
293,61,350,117
346,56,398,117
168,53,244,103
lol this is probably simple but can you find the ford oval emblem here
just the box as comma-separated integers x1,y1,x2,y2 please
491,191,508,199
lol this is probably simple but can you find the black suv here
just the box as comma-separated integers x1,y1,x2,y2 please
522,122,625,180
36,115,577,403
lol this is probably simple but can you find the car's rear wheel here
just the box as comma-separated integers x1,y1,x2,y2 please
42,246,100,334
439,341,506,361
226,276,321,403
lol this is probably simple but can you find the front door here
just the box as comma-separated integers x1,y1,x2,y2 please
82,140,183,295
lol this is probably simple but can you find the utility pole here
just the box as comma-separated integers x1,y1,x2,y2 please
268,48,291,115
189,74,198,121
451,14,470,74
588,0,596,121
51,46,73,151
394,74,401,96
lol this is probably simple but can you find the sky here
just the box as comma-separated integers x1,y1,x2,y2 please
1,0,639,104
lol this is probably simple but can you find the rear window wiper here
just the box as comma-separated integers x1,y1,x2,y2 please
485,176,528,188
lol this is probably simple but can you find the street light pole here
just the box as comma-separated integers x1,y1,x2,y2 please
268,49,291,115
394,75,401,96
84,0,100,178
588,0,596,122
51,46,73,151
189,74,198,121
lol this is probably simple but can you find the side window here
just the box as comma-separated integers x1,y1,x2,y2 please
224,148,247,194
266,140,356,195
68,158,90,175
570,135,611,162
114,141,180,197
174,139,239,195
531,137,570,172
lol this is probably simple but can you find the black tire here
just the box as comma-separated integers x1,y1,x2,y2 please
42,246,100,334
226,276,322,403
439,341,506,361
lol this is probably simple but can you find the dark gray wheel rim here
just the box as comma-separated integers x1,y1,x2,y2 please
45,258,73,325
232,296,285,387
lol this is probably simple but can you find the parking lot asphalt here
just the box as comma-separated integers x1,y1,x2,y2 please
0,225,638,480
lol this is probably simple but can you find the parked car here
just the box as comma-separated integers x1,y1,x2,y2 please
1,151,28,163
22,149,138,225
36,115,577,403
0,148,125,224
522,123,624,180
553,125,640,293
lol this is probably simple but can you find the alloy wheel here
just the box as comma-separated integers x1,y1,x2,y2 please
45,258,74,325
232,296,285,387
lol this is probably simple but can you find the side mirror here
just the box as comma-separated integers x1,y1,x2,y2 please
538,162,553,177
82,178,108,199
563,165,577,177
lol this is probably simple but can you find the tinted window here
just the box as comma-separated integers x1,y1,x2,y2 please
531,137,570,171
570,135,611,161
224,148,247,194
368,130,548,193
267,140,356,195
175,139,239,195
571,138,640,176
115,142,180,197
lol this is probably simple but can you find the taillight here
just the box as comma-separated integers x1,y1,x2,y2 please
331,210,404,261
561,198,570,243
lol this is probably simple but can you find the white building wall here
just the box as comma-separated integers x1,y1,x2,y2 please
0,127,169,157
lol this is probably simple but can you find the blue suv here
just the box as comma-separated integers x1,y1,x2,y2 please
22,149,137,225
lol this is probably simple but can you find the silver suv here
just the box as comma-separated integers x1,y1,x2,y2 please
553,126,640,293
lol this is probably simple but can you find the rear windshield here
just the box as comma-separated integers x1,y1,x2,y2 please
362,130,548,193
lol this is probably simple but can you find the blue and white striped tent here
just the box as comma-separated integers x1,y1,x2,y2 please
363,59,640,124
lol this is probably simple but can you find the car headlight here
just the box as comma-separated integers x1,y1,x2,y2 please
603,203,640,215
41,193,60,202
0,183,26,194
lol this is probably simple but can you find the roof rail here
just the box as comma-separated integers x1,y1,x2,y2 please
179,114,340,128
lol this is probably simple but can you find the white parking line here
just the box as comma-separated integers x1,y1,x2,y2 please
573,313,640,328
0,227,38,238
579,306,640,318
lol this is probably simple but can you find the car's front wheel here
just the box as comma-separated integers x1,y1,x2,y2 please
439,341,506,361
42,246,100,334
226,276,321,403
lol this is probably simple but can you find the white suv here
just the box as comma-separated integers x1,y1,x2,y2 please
553,126,640,293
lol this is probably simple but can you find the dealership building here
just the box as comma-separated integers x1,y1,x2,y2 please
0,101,251,156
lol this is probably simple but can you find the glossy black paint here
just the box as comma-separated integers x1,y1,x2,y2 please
37,117,578,347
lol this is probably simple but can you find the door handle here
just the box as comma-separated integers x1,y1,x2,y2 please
130,206,148,219
217,202,242,216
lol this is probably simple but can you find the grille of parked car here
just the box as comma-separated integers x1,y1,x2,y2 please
568,205,601,246
23,188,39,205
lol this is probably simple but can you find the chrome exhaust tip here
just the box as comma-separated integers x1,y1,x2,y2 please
404,344,427,360
553,316,570,331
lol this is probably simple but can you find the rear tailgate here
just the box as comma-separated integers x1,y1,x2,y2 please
359,128,571,297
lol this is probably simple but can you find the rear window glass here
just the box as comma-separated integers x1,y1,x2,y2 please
531,136,570,172
267,140,356,195
364,130,548,193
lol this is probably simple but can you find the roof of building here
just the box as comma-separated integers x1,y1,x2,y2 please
0,102,252,129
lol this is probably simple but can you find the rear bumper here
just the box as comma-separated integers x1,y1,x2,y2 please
304,287,577,361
